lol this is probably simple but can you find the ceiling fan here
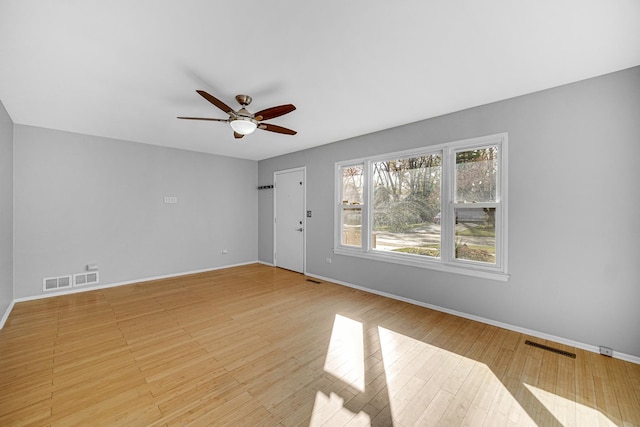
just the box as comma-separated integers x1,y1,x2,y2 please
178,90,297,139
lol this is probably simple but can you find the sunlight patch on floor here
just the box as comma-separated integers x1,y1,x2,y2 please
323,314,365,392
524,383,615,427
309,391,371,426
314,315,616,426
377,325,530,425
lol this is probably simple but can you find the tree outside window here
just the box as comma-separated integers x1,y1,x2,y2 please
335,133,508,280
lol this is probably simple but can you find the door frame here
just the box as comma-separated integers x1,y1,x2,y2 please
273,166,306,274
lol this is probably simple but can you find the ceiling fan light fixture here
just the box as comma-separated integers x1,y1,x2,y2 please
229,117,258,135
179,90,296,137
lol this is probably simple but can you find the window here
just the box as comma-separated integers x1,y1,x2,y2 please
335,133,508,280
372,154,442,256
340,164,364,247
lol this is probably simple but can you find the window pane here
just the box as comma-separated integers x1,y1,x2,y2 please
455,207,495,264
455,146,498,203
371,155,441,258
342,207,362,247
341,165,364,205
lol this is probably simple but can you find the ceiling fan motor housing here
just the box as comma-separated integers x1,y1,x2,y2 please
235,94,252,107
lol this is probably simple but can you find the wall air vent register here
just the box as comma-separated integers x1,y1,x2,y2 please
43,271,100,291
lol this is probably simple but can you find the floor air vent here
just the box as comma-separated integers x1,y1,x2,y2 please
525,340,576,358
43,275,73,291
306,279,322,284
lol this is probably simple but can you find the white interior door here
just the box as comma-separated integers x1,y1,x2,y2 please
274,168,305,273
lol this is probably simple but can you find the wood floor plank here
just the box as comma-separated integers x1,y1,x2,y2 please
50,366,147,417
163,390,254,427
154,369,239,416
1,263,639,426
0,397,52,427
145,352,223,396
607,356,640,426
275,377,335,425
49,386,162,427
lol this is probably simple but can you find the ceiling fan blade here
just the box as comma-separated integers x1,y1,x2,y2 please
253,104,296,121
177,116,228,122
258,123,297,135
234,132,244,139
196,90,235,116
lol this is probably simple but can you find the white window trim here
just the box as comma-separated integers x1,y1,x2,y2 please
334,133,509,281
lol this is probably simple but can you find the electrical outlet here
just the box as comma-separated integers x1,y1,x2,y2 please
221,249,228,254
599,346,613,357
325,257,332,264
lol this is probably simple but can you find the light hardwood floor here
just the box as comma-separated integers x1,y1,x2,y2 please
1,264,639,426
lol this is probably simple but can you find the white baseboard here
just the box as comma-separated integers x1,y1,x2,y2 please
305,272,640,365
9,261,258,305
0,300,15,329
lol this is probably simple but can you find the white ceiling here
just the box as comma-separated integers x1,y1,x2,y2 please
1,1,639,161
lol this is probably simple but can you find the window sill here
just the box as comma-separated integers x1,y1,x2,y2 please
333,246,510,282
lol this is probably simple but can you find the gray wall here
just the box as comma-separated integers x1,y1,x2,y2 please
0,100,13,315
13,126,258,298
259,66,640,358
